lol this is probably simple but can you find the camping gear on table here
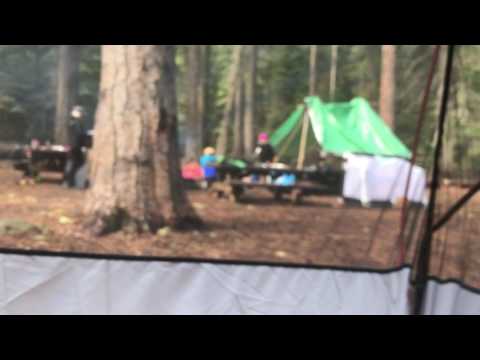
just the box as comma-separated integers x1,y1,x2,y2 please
182,162,204,182
274,174,297,187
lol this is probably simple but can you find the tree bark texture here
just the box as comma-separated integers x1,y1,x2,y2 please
379,45,396,130
185,45,207,161
84,45,200,236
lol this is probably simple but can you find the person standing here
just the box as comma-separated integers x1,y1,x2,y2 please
63,105,87,188
200,147,218,188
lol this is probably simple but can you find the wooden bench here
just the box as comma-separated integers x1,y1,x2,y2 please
212,179,338,204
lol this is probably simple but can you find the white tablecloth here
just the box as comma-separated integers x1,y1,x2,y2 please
342,154,427,205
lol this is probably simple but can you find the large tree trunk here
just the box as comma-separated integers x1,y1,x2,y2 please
244,45,257,156
216,45,243,156
379,45,396,130
84,45,201,236
233,78,245,157
54,45,81,145
185,45,207,161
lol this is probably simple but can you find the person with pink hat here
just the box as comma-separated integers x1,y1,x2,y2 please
254,132,276,164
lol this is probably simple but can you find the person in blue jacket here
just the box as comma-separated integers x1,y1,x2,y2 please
200,147,218,186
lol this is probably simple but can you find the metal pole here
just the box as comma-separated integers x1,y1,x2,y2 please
412,45,456,316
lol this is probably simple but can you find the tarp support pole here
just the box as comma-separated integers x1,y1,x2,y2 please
412,45,456,316
277,107,305,160
297,109,310,169
432,179,480,233
396,45,442,265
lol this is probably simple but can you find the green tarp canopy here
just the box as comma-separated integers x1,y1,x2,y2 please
270,96,412,160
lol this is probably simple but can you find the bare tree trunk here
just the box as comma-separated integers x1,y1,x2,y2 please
233,78,245,157
379,45,396,130
329,45,338,101
198,45,207,150
203,45,212,147
54,45,81,145
244,45,257,155
435,45,456,176
84,45,201,236
298,45,317,169
309,45,318,96
185,45,202,161
216,45,243,156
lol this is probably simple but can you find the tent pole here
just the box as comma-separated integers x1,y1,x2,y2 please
396,45,441,265
432,179,480,233
297,109,310,170
278,107,305,160
297,45,318,170
412,45,456,316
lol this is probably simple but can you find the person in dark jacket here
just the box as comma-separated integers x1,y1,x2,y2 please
253,132,276,164
63,106,87,188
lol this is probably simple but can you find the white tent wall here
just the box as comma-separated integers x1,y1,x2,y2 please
342,154,427,205
423,281,480,315
0,253,412,315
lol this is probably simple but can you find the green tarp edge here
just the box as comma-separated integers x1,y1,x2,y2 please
270,105,304,148
272,96,412,159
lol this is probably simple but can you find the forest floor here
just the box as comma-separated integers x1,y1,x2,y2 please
0,160,479,287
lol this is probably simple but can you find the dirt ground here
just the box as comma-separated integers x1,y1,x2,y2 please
0,160,478,288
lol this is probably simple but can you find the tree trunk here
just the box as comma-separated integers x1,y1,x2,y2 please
435,45,456,175
185,45,202,161
244,45,257,155
198,45,207,150
216,45,243,156
84,45,201,236
309,45,318,96
203,45,212,147
329,45,338,101
298,45,317,169
54,45,81,145
379,45,396,130
233,78,245,157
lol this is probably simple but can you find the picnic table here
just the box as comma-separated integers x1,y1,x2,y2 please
212,163,345,204
13,145,70,178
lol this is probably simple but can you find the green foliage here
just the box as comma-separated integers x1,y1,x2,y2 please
2,44,480,178
0,45,100,142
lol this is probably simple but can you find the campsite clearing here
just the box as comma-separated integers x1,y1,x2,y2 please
0,161,479,288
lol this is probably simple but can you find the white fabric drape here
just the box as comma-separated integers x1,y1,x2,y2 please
342,154,427,205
